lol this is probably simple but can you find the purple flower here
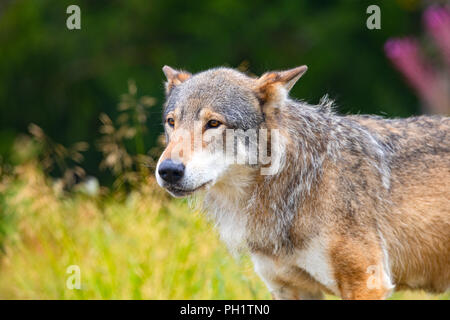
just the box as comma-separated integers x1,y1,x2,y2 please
384,37,437,108
384,5,450,114
423,5,450,68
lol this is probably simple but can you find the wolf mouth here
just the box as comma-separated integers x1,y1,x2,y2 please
167,180,212,196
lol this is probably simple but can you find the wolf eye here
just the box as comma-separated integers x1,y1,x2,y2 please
167,118,175,127
206,119,221,129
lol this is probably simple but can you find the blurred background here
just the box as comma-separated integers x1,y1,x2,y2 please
0,0,448,299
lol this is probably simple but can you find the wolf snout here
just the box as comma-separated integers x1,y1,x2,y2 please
158,159,185,184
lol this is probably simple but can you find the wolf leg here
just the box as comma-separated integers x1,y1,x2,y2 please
329,234,395,300
252,253,324,300
271,285,324,300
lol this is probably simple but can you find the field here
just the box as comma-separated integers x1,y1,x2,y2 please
0,163,448,300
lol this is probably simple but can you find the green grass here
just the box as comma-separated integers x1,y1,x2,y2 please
0,164,269,299
0,164,447,300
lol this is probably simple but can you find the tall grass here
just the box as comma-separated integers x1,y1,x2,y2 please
0,163,269,299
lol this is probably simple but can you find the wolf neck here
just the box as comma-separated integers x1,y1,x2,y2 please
204,98,339,254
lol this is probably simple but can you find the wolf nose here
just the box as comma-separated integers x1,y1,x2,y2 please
158,159,185,184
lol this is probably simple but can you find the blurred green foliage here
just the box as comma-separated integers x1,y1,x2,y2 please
0,0,424,183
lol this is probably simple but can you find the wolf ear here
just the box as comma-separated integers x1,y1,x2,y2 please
254,66,308,104
162,65,192,95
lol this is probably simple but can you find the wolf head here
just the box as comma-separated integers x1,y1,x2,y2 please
156,65,307,197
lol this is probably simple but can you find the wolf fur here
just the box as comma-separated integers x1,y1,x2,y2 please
156,65,450,299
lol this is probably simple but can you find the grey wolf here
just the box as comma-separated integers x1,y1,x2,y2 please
156,65,450,299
